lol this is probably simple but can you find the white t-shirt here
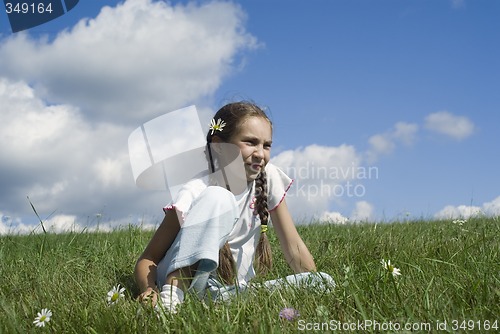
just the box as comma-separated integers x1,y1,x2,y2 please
164,162,293,283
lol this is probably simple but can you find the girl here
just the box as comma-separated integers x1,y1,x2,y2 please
134,101,334,312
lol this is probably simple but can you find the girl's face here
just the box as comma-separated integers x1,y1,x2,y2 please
229,116,272,181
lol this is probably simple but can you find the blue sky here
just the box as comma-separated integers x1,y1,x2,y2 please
1,0,499,233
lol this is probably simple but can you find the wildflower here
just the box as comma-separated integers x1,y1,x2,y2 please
342,265,351,287
209,118,226,135
33,308,52,328
279,307,300,321
343,265,351,275
452,219,466,226
381,259,401,277
107,284,126,305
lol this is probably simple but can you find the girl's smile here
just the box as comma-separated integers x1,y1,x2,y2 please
229,117,272,181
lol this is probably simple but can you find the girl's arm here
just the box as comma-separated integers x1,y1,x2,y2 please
270,199,317,273
134,209,181,304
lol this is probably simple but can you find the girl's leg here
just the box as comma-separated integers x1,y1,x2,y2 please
206,272,336,304
262,271,336,291
156,186,239,311
160,259,217,312
166,266,194,291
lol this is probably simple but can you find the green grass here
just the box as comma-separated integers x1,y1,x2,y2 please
1,217,499,333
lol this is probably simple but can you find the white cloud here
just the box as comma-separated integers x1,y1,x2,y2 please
313,202,374,225
272,144,364,221
0,0,259,233
0,0,258,124
93,158,125,187
365,122,418,162
482,196,500,216
317,211,349,225
38,214,159,233
393,122,419,145
425,111,475,141
350,201,374,222
367,134,396,157
0,212,158,235
434,196,500,219
366,111,474,163
0,78,140,210
0,75,184,227
434,205,481,220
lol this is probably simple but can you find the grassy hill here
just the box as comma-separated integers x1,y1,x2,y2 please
1,217,498,333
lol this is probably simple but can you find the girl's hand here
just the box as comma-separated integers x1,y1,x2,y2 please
138,287,158,307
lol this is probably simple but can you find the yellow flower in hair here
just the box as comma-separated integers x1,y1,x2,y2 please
209,118,226,135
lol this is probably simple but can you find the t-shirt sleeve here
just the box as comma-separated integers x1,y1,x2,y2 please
162,178,207,222
266,163,293,211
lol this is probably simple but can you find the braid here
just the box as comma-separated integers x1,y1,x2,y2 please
217,242,236,285
254,170,269,224
254,170,272,275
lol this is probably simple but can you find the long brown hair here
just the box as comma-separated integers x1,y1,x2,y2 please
206,101,273,284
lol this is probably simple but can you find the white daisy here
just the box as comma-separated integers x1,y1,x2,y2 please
33,308,52,327
452,219,466,226
209,118,226,135
381,259,402,277
107,284,126,305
